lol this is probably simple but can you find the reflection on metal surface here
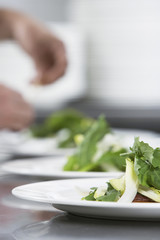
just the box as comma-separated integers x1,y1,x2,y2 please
13,213,160,240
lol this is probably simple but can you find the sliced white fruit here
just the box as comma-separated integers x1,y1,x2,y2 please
138,185,160,202
110,175,125,193
94,184,108,199
118,158,138,203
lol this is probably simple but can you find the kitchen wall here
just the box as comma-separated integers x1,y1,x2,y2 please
0,0,69,21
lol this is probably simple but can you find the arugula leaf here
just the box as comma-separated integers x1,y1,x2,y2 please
134,158,150,187
73,149,126,172
64,116,128,172
134,158,160,190
63,115,110,171
96,189,120,202
147,167,160,190
97,149,127,171
31,109,94,141
131,137,154,164
78,163,104,172
84,183,120,202
129,137,160,190
152,148,160,168
63,154,78,171
77,115,110,169
83,189,97,201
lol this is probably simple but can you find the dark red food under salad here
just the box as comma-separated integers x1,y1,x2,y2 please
133,193,155,203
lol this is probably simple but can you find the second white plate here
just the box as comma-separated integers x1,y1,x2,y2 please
13,137,75,156
1,157,123,179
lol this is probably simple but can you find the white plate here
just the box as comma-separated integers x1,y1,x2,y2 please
113,128,160,149
1,157,123,179
12,178,160,220
13,137,75,156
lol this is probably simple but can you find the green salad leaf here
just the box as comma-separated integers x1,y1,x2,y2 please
130,137,160,190
131,137,154,164
134,158,150,187
152,148,160,168
30,109,94,148
31,109,94,137
63,115,111,171
83,187,97,201
64,115,128,172
83,138,160,203
84,183,121,202
78,149,126,172
96,149,127,172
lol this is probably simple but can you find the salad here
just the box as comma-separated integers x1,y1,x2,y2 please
30,109,94,148
83,137,160,203
64,115,128,172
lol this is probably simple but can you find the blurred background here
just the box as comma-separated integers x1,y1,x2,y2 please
1,0,160,130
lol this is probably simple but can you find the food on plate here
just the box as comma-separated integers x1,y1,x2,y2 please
83,137,160,203
30,109,94,148
64,115,128,172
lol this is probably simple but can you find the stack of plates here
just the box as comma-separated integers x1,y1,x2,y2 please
0,130,26,162
70,0,160,107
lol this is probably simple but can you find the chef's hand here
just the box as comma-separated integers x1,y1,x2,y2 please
0,9,67,85
0,84,34,130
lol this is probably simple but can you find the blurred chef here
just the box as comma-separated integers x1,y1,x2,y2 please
0,8,67,130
